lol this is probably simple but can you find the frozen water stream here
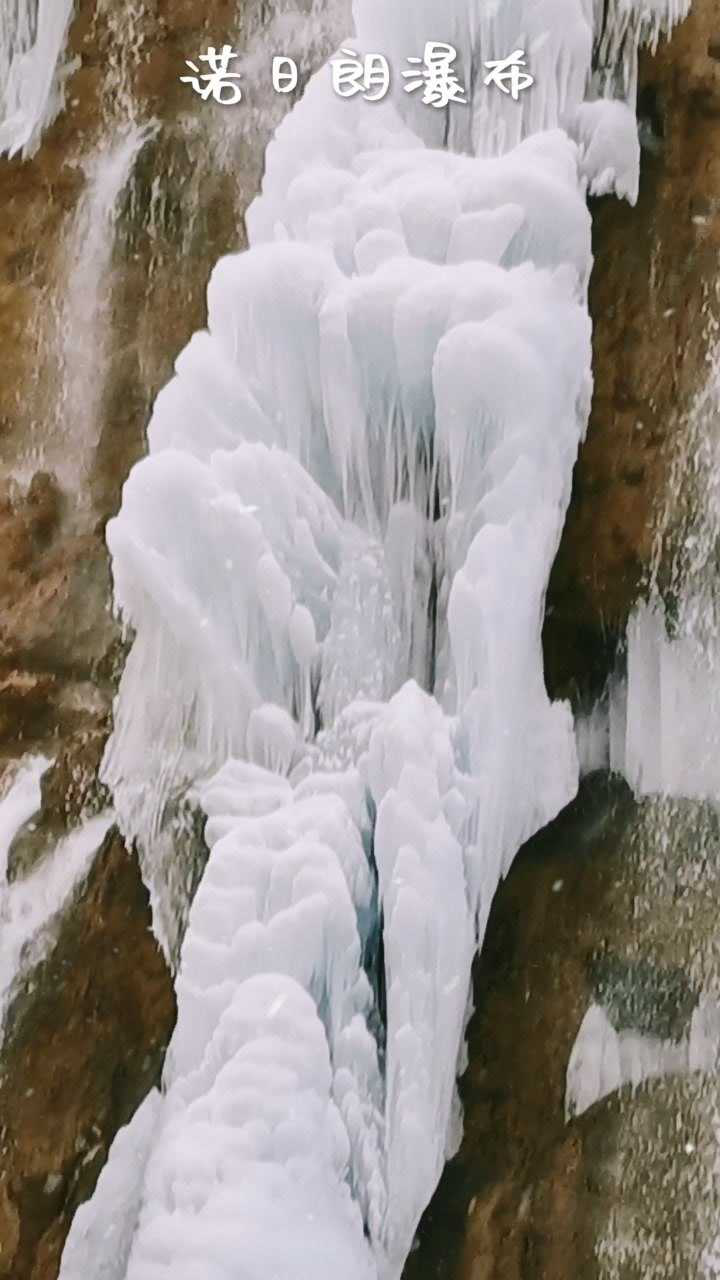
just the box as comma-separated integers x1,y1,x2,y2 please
0,758,113,1041
60,1,691,1278
0,0,75,158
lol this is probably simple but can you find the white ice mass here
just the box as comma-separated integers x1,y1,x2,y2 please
566,999,720,1119
609,348,720,798
0,0,76,158
62,1,692,1277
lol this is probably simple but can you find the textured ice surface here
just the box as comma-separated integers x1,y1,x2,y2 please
102,108,589,1264
354,0,589,154
611,349,720,800
573,99,641,203
104,117,592,942
0,0,76,158
364,685,475,1261
566,1000,720,1118
125,976,377,1280
613,599,720,798
88,0,691,1276
575,702,612,776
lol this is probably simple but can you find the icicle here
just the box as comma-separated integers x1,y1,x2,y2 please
0,0,76,159
615,350,720,802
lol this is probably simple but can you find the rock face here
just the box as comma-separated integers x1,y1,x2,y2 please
544,0,720,702
0,829,175,1280
406,783,720,1279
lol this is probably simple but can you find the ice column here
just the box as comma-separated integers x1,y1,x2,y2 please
0,0,76,159
82,0,694,1277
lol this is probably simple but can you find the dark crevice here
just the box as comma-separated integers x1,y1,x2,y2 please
361,792,388,1063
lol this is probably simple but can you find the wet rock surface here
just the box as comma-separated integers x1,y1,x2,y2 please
544,0,720,701
406,779,720,1279
0,827,175,1280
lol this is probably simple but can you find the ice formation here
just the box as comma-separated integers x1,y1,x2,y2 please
70,0,692,1277
619,600,720,797
0,0,76,158
0,756,113,1037
0,755,49,878
607,347,720,800
58,1090,163,1280
101,113,589,1280
566,1000,720,1118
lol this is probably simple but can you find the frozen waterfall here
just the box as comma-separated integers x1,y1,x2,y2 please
61,1,692,1278
0,0,76,158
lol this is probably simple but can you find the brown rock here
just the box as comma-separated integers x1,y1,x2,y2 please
408,779,720,1280
0,828,175,1280
0,534,114,678
544,0,720,701
0,673,57,744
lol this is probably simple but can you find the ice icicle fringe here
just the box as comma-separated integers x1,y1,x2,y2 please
353,0,688,201
612,341,720,801
565,998,720,1119
86,1,692,1278
0,0,76,159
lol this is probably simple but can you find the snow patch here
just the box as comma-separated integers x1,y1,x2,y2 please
566,999,720,1119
